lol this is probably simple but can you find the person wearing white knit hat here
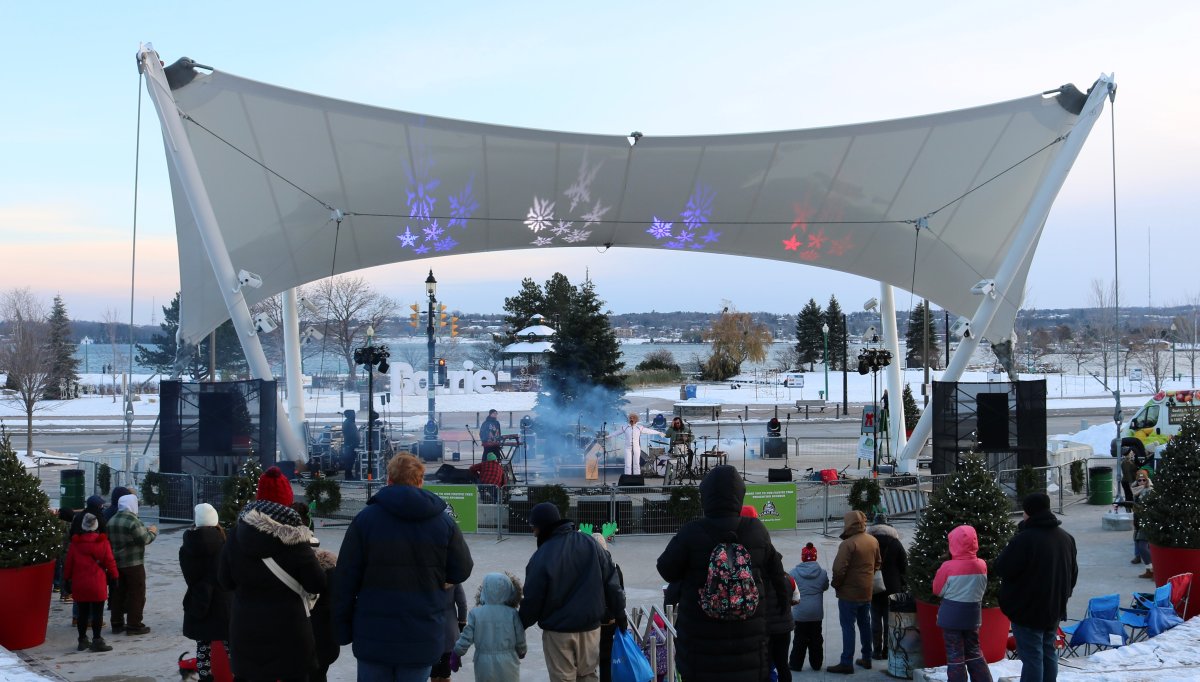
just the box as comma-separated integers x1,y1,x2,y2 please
180,503,231,680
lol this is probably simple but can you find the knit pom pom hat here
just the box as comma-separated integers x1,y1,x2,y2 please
801,542,818,562
256,466,294,507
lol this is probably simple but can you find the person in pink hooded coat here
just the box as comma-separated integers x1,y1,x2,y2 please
933,525,992,682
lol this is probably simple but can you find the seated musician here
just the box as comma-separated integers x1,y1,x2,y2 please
469,452,506,503
480,408,504,460
665,416,695,466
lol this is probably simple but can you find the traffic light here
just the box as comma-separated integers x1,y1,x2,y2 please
437,357,447,385
409,303,420,329
450,316,459,338
438,303,448,328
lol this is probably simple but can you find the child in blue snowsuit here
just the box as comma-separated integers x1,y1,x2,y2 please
455,573,527,682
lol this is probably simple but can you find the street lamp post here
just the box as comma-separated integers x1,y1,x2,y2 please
1171,322,1177,383
821,322,830,402
425,270,439,447
80,336,92,374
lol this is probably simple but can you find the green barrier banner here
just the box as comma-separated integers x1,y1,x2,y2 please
426,484,479,533
744,483,797,531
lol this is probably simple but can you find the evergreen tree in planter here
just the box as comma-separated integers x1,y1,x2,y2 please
902,384,920,433
0,435,65,650
1142,415,1200,549
908,453,1015,665
909,454,1014,606
218,458,263,529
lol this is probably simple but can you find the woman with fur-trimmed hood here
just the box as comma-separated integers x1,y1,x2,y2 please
219,467,326,681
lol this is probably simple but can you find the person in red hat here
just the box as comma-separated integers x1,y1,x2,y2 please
788,543,830,672
219,466,325,682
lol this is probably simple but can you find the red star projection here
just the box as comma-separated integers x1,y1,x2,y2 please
798,249,820,261
807,229,827,250
827,235,854,257
782,234,802,251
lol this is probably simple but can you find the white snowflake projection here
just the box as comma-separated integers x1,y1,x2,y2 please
646,217,674,239
551,219,574,236
525,197,556,232
645,184,722,251
564,155,603,211
580,200,610,228
531,236,555,246
396,155,476,256
562,229,591,243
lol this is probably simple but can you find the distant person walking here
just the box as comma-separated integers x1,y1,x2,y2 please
656,465,789,682
107,493,157,635
868,514,908,660
934,525,992,682
179,503,231,682
1131,469,1154,578
788,543,829,672
342,409,360,480
993,493,1078,682
828,510,880,674
334,454,474,681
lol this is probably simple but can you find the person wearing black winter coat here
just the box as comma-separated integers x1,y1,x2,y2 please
333,455,474,680
310,549,340,682
219,500,326,682
656,465,790,682
180,504,232,682
71,496,108,537
867,516,908,660
993,493,1078,682
104,487,130,522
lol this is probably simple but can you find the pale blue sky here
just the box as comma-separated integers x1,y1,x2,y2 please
3,1,1197,322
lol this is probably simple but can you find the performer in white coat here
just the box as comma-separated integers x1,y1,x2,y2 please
615,413,663,476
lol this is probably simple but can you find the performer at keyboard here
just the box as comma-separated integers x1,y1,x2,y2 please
665,416,695,470
615,413,664,476
480,409,504,461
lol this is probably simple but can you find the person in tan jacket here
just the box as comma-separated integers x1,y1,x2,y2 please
827,511,881,674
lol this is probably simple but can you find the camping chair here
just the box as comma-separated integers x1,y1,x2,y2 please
1132,572,1194,618
1062,593,1126,656
1120,583,1171,642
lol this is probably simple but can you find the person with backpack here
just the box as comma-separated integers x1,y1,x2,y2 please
828,510,881,674
656,465,789,682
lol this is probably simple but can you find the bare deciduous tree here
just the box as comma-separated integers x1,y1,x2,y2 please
311,276,398,388
1128,329,1171,393
1,288,51,459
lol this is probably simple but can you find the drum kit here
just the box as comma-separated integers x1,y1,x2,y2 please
651,433,725,485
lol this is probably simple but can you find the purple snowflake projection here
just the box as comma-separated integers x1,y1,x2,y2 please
680,184,715,230
647,217,674,239
447,179,478,228
395,155,476,256
645,184,721,252
525,197,555,232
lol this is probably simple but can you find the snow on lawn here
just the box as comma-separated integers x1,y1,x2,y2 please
0,394,158,418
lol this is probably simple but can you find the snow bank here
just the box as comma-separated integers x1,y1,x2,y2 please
1052,421,1118,458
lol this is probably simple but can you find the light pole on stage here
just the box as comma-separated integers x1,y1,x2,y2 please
841,314,849,418
424,271,440,454
822,322,830,404
353,325,389,491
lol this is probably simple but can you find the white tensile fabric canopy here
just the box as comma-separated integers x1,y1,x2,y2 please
162,65,1095,345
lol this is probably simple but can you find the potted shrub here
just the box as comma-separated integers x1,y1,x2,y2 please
1141,414,1200,617
0,435,66,649
908,454,1015,666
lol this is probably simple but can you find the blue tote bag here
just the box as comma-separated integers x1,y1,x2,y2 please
612,628,654,682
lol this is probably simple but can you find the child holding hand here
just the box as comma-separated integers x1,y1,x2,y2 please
454,573,527,682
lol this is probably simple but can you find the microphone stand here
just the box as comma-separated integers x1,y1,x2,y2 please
738,415,748,480
521,422,528,486
464,424,479,465
601,421,608,488
784,414,791,470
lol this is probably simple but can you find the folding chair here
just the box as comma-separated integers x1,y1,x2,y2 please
1132,572,1193,618
1147,603,1184,638
1062,594,1124,656
1120,583,1171,643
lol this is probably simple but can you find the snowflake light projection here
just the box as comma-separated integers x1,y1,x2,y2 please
395,154,477,255
779,200,857,263
644,184,722,251
526,155,609,247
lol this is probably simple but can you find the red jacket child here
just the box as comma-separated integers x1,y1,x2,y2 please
64,532,120,602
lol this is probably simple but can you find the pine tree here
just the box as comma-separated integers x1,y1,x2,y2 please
1142,414,1200,548
795,299,825,370
538,276,626,420
0,435,64,568
824,295,847,370
502,278,545,341
136,293,246,380
902,383,920,431
904,302,941,369
218,458,263,529
44,295,80,400
908,454,1015,605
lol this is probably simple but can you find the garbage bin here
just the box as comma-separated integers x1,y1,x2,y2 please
888,592,920,679
59,469,85,510
1088,466,1114,505
684,384,698,399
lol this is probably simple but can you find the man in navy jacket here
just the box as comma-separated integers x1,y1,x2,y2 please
334,454,474,681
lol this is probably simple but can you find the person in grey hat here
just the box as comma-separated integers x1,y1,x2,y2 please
520,502,626,682
867,513,907,660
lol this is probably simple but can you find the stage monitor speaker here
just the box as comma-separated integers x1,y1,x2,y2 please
976,393,1010,451
764,436,787,459
617,474,645,487
768,468,792,482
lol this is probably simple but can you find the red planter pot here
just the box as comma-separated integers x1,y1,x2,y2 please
915,599,1010,668
1149,543,1200,619
0,560,56,650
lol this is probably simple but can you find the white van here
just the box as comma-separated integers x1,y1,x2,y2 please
1112,389,1200,461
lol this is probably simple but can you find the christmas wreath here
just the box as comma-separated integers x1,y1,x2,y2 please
848,478,882,516
305,477,342,517
140,470,167,507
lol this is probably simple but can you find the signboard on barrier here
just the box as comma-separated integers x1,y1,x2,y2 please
743,483,797,531
426,484,479,533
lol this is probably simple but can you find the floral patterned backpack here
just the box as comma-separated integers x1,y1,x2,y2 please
698,522,759,620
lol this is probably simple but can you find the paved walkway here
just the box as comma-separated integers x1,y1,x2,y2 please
12,496,1186,681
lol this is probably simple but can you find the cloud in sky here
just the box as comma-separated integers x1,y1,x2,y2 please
2,2,1198,322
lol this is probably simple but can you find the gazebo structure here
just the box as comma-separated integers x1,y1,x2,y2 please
503,314,556,388
137,43,1114,470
